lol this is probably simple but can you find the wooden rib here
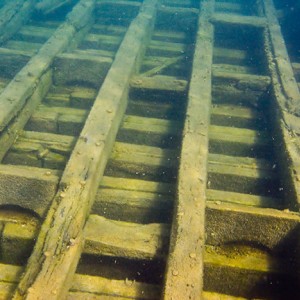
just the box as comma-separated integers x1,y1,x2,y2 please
162,1,214,299
13,0,159,299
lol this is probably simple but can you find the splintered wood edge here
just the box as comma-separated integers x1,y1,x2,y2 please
162,1,214,299
12,1,159,299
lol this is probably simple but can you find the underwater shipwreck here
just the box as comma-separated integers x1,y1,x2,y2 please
0,0,300,299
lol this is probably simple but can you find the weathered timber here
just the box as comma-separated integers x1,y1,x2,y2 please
211,12,267,28
35,0,76,15
0,0,37,44
4,131,76,169
106,142,179,183
213,47,248,65
53,53,113,87
0,0,95,133
212,63,257,75
84,215,170,260
118,115,181,148
4,40,42,53
212,70,271,92
263,0,300,116
0,164,60,217
163,1,214,299
4,205,300,298
206,202,300,251
209,125,271,157
140,55,184,77
262,0,300,209
0,262,276,299
156,6,198,32
207,189,281,209
211,103,265,129
130,75,188,92
0,71,52,161
93,186,173,223
215,1,243,14
208,153,278,197
13,0,159,298
15,25,55,42
0,48,32,79
26,104,88,135
95,0,141,20
204,245,284,298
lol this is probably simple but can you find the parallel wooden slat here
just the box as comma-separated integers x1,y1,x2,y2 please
163,1,214,299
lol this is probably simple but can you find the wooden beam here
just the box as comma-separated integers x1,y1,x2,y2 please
162,1,214,299
212,12,267,28
13,0,159,299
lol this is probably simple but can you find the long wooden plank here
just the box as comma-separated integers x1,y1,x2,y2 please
162,1,214,299
13,1,159,299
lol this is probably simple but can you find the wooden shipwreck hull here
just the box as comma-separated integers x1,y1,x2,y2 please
0,0,300,299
